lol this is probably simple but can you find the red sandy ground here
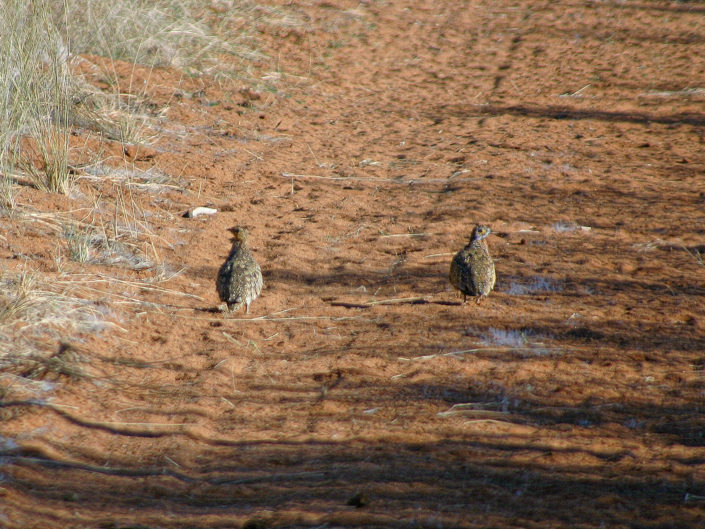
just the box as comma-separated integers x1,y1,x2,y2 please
2,1,705,528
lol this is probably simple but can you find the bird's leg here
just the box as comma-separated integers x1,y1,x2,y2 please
245,302,250,314
475,295,483,305
463,293,467,303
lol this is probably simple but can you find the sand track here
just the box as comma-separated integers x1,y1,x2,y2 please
2,1,705,527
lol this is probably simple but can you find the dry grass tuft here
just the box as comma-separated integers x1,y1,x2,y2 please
0,177,18,212
55,0,268,78
0,0,75,194
0,267,111,391
0,0,304,397
83,163,185,193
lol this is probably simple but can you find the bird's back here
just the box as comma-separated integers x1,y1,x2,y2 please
217,243,263,306
450,239,495,297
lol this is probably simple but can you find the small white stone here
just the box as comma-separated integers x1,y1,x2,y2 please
185,206,218,218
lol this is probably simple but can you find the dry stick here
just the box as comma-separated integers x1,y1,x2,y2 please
249,305,304,320
437,402,510,419
684,493,705,503
282,172,479,185
243,148,263,161
378,233,427,238
56,275,202,300
172,312,376,323
306,142,321,166
257,315,374,322
164,455,181,468
96,421,190,427
398,347,520,361
364,296,428,306
221,331,242,345
330,297,427,309
462,418,515,425
437,409,509,419
560,83,591,97
95,273,200,299
53,283,183,310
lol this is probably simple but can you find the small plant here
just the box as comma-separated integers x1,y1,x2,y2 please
684,245,704,270
63,224,92,263
552,221,579,232
483,328,528,347
0,268,37,324
0,267,110,386
23,125,72,194
506,275,562,295
0,0,74,194
55,0,264,78
0,176,17,212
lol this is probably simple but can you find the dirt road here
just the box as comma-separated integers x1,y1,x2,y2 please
3,1,705,527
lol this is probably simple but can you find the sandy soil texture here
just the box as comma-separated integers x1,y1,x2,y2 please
2,1,705,528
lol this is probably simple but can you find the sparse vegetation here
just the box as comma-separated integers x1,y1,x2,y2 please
0,0,277,389
0,0,74,193
0,266,109,384
0,175,17,212
63,224,92,263
1,1,705,527
56,0,264,77
506,275,562,295
684,245,704,270
0,0,280,197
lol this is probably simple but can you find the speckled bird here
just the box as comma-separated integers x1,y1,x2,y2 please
449,224,496,304
217,227,263,314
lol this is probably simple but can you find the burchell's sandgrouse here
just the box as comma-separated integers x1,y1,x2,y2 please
449,224,496,304
217,227,263,314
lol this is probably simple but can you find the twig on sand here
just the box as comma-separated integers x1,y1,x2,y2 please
366,296,428,306
221,331,242,345
177,312,377,323
437,403,509,418
56,275,203,301
398,347,518,361
282,172,479,185
256,315,373,322
684,493,705,503
378,233,428,238
331,296,428,308
249,306,305,320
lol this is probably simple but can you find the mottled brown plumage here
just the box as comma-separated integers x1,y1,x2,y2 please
217,227,263,314
449,224,496,304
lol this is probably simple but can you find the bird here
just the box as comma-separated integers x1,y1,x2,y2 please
449,224,496,304
216,226,263,315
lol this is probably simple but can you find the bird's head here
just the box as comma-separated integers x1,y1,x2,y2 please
470,224,491,242
228,226,249,243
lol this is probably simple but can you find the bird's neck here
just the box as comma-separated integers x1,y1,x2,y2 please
229,242,245,255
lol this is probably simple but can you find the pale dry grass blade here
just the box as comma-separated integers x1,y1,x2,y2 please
54,0,271,78
0,267,112,389
0,0,74,194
